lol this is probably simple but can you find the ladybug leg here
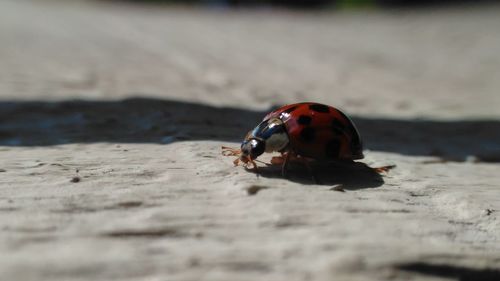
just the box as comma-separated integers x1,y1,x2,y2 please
248,159,259,173
372,165,396,174
270,155,285,166
281,152,291,178
304,161,320,184
242,156,259,172
221,146,241,157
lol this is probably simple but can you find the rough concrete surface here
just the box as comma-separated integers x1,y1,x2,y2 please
1,0,500,280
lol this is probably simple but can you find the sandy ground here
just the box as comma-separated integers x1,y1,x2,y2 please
1,0,500,280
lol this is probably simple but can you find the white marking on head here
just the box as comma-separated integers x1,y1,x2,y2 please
265,131,288,153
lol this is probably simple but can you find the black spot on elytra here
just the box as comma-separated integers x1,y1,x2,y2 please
331,119,346,135
332,127,343,135
284,106,298,114
309,104,330,113
350,135,363,157
350,131,361,148
325,139,341,158
300,127,315,142
332,119,345,129
297,115,312,125
335,109,363,153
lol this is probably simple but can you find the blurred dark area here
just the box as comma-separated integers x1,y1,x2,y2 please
114,0,498,8
1,98,500,163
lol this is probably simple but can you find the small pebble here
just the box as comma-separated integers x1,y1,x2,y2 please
483,209,494,216
117,201,143,208
330,185,345,192
70,177,81,183
246,185,269,195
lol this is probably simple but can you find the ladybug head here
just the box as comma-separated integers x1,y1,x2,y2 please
240,118,289,162
240,138,265,160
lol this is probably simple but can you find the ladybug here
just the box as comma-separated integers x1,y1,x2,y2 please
222,102,392,178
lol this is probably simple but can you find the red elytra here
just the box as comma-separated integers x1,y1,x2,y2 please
263,102,363,161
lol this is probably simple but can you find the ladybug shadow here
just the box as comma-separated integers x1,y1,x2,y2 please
0,97,259,146
1,97,500,163
254,161,387,190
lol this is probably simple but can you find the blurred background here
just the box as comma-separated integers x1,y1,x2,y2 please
109,0,496,8
1,0,499,159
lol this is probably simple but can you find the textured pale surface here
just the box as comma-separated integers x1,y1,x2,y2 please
1,1,500,280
